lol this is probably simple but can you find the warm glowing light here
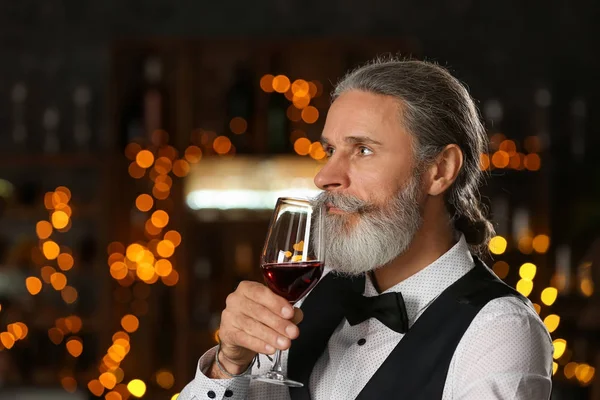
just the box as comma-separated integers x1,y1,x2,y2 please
136,263,155,281
301,106,319,124
105,391,122,400
532,234,550,253
13,322,28,339
155,259,173,277
488,236,507,255
36,220,53,239
499,140,517,155
156,370,175,389
0,332,15,349
145,219,163,236
57,253,74,271
51,211,69,229
260,74,275,92
541,287,558,306
291,79,310,97
41,266,56,283
50,272,67,290
523,136,541,153
532,303,541,314
100,372,118,389
294,138,311,156
213,136,232,155
518,235,533,254
492,261,509,279
185,146,203,163
552,362,558,375
152,185,170,200
290,129,306,144
48,327,64,345
580,278,594,297
292,94,310,109
66,338,83,357
309,142,326,160
553,339,567,359
171,394,180,400
230,117,248,135
172,159,191,177
43,192,55,209
151,210,169,228
113,331,130,343
154,174,173,192
156,240,175,258
576,364,595,384
52,191,69,207
136,194,154,212
26,276,43,295
509,153,524,169
61,376,77,393
564,362,578,379
8,323,23,339
43,240,60,260
88,379,105,397
479,153,490,170
164,230,181,247
516,279,533,297
154,156,173,175
126,244,145,262
272,75,291,93
67,316,83,333
128,162,146,179
162,269,179,286
491,151,510,168
61,286,78,304
524,153,541,171
125,142,142,160
544,314,560,333
121,315,139,333
136,150,155,169
110,262,129,280
519,263,537,280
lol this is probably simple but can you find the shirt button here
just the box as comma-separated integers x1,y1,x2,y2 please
207,390,216,399
225,390,234,397
357,338,366,346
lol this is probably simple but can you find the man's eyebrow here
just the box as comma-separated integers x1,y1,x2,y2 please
319,136,383,146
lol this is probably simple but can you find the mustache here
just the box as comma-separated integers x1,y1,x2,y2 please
311,191,375,214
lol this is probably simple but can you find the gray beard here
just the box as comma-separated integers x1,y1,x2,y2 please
311,177,423,276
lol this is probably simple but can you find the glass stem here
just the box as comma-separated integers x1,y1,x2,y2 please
271,349,284,373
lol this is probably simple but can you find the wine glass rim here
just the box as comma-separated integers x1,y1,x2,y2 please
277,196,312,204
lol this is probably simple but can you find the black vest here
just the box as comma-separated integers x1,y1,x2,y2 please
287,257,525,400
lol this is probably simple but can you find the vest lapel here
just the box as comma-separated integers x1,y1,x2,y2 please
288,272,365,400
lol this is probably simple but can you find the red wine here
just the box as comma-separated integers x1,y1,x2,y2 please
262,261,324,302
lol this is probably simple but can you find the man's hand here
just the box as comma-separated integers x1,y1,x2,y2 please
209,281,304,378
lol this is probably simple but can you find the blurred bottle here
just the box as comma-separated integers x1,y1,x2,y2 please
73,85,93,151
120,56,167,149
266,53,289,154
11,82,28,151
42,107,60,154
226,64,255,154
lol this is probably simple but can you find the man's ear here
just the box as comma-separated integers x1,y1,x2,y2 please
425,144,464,196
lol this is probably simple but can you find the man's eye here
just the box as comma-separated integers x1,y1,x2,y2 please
324,147,335,157
359,146,373,156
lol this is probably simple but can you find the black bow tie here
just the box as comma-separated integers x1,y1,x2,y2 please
342,291,409,334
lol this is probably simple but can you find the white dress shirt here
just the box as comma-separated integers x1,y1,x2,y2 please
180,235,553,400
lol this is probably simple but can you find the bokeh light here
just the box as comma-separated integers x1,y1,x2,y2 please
136,194,154,212
294,138,311,156
26,277,43,295
57,253,75,271
519,263,537,280
157,240,175,258
136,150,155,169
43,240,60,260
544,314,560,333
213,136,232,155
36,220,53,239
260,74,275,92
553,339,567,359
156,370,175,389
185,146,203,163
488,236,507,255
492,261,509,279
516,279,533,297
66,338,83,357
272,75,291,93
121,315,140,333
229,117,248,134
532,234,550,253
541,287,558,306
172,159,190,177
301,106,319,124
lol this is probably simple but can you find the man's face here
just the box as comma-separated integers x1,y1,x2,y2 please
312,90,424,275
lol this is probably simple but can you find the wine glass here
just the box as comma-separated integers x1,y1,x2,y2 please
251,197,325,387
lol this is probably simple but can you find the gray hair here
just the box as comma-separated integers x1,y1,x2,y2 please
332,57,494,254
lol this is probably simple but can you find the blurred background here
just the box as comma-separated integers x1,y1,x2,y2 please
0,1,599,399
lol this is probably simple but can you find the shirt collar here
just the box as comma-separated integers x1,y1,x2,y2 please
363,233,474,327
